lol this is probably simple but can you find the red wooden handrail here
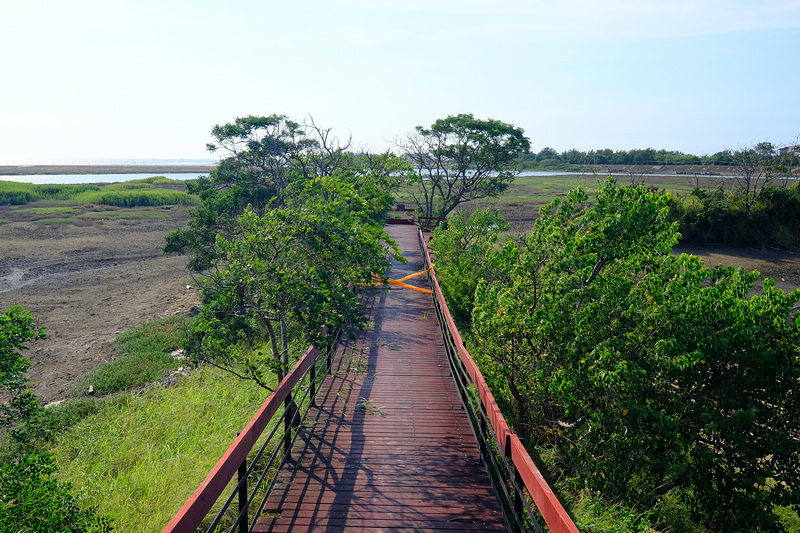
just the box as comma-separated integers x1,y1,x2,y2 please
420,229,580,533
162,345,322,533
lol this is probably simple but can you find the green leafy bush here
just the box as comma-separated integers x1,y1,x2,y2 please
436,179,800,531
0,453,111,532
669,183,800,248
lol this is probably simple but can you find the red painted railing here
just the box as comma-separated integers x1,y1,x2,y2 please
420,229,580,533
162,345,323,533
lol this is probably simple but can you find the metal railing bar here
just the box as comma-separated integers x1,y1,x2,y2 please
164,345,324,533
249,349,333,531
163,319,342,533
215,344,335,533
206,399,296,533
422,236,514,532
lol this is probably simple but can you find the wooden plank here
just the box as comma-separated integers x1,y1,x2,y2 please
254,225,507,532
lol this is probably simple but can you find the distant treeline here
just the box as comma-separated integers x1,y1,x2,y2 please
519,142,800,169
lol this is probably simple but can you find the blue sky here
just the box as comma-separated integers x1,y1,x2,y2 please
1,0,799,163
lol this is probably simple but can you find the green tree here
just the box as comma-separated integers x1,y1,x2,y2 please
437,180,800,530
1,306,45,429
165,115,411,271
1,307,111,531
399,113,530,218
428,207,509,329
731,141,794,218
0,453,112,533
185,176,399,384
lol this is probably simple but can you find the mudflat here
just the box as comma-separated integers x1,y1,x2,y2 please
0,205,199,405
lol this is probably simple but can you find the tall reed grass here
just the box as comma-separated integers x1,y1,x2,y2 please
0,179,198,207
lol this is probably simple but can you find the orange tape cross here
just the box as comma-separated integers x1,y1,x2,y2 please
356,265,434,293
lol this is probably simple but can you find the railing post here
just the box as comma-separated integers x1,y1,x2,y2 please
237,454,248,533
283,397,292,461
310,362,317,408
479,402,488,460
514,464,524,533
505,434,522,533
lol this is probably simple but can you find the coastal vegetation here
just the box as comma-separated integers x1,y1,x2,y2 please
0,305,111,531
2,113,799,531
430,181,800,531
165,114,411,383
0,310,275,532
518,141,800,170
397,113,530,218
0,177,198,207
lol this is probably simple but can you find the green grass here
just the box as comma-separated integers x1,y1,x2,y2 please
0,219,9,225
102,182,155,190
1,315,279,532
30,206,79,215
73,188,199,207
71,316,192,397
78,209,171,220
0,181,102,205
0,179,197,207
51,366,275,532
32,217,78,225
132,176,185,186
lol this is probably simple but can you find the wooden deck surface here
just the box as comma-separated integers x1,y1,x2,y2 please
255,225,507,532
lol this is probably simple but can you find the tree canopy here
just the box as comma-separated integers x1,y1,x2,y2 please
165,114,411,271
431,179,800,531
167,115,410,382
399,113,530,218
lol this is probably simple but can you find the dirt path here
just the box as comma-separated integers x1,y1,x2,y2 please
0,206,199,405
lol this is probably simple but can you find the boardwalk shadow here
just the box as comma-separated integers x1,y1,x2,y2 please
256,226,505,532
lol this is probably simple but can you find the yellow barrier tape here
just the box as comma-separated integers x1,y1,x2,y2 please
355,265,434,293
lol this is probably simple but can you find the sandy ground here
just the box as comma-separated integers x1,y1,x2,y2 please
0,206,199,405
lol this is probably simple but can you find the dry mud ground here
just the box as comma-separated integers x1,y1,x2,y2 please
1,202,800,407
0,205,199,405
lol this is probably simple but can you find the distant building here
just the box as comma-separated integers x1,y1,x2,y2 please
778,144,800,156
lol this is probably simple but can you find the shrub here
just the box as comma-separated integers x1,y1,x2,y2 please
442,180,800,531
0,453,112,532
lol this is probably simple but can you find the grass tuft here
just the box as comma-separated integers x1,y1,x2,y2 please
71,316,192,397
78,209,170,220
30,206,79,215
32,217,78,225
73,189,199,207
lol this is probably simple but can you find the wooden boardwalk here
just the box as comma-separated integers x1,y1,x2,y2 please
255,225,507,532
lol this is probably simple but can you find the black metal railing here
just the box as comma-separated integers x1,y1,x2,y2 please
163,328,342,533
420,230,579,533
